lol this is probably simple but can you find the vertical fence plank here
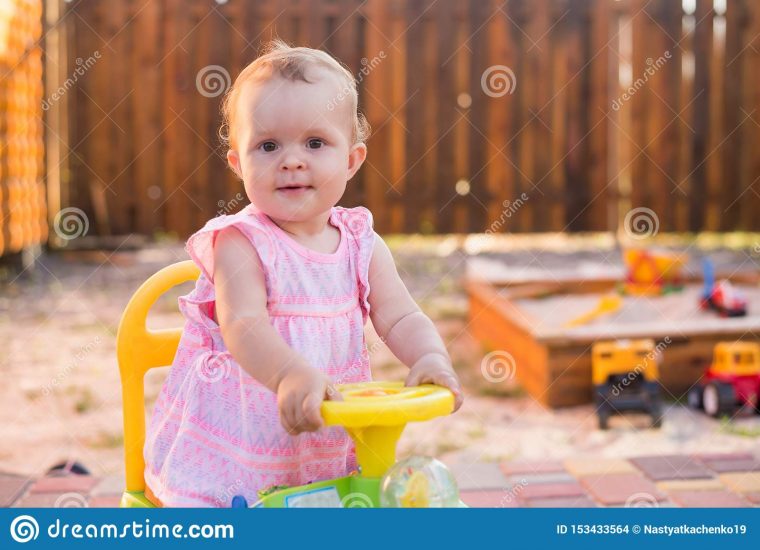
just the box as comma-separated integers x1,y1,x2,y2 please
403,0,427,233
740,0,760,230
483,0,516,234
132,0,162,235
363,0,392,230
432,0,458,234
689,0,712,232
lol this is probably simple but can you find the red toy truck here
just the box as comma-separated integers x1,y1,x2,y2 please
688,342,760,417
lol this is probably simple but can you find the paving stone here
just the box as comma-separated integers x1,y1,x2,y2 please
505,472,577,486
668,490,750,508
29,475,99,494
88,495,122,508
500,460,566,476
656,479,725,492
564,458,636,477
460,490,519,508
449,461,512,490
0,472,33,507
579,473,666,506
90,473,125,497
719,472,760,493
700,458,760,473
692,452,754,462
517,482,585,501
630,455,713,481
525,496,598,508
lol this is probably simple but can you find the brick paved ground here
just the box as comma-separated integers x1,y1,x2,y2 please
2,452,758,508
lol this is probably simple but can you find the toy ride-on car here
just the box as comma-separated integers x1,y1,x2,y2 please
116,261,463,509
592,339,663,430
688,341,760,418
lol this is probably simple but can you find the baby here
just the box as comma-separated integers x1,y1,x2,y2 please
143,40,463,507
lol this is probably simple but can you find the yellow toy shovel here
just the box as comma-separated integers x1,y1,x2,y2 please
564,294,623,328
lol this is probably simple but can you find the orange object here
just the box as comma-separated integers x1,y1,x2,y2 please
623,249,685,295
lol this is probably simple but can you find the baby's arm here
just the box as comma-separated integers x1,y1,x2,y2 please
213,226,340,434
367,235,463,410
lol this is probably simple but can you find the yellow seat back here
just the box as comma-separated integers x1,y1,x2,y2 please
116,260,200,497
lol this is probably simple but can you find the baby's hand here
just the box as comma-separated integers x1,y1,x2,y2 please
404,353,464,412
276,365,342,435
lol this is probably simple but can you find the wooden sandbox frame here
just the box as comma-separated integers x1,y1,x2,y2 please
466,272,760,408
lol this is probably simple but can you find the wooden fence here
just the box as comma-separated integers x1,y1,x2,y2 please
47,0,760,237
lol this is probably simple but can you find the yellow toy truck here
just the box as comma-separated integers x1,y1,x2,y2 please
592,339,663,430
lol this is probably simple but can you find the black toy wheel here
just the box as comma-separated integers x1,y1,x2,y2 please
650,404,663,428
702,382,736,418
687,386,703,410
597,408,610,430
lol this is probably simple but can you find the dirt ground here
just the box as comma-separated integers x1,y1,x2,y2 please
1,234,759,478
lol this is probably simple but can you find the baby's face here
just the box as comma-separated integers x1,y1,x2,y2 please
227,69,366,223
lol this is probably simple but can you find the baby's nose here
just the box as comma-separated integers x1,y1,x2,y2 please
280,155,305,170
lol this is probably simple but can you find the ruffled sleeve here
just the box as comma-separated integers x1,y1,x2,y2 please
336,206,376,325
185,208,275,284
179,208,277,330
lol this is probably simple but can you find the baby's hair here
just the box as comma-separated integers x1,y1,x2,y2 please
219,39,370,149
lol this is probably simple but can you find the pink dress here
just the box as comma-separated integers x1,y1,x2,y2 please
144,203,376,507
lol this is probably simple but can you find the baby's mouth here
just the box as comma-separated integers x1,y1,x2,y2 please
276,185,314,194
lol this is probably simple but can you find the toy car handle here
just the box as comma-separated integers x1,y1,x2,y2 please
320,381,455,428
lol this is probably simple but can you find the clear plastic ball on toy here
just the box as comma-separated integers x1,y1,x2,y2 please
379,456,459,508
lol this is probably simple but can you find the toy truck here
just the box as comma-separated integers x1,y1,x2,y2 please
700,258,747,317
688,342,760,417
592,339,663,430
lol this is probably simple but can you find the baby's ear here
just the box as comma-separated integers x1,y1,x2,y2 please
227,149,242,179
347,142,367,180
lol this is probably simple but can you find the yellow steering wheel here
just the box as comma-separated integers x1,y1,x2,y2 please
320,381,454,478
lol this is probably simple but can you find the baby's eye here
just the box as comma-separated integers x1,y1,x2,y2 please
259,141,277,152
307,138,324,149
